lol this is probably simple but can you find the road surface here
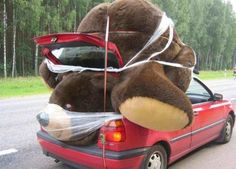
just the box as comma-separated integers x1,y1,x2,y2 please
0,79,236,169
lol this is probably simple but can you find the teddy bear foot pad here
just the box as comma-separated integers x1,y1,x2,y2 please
120,96,190,131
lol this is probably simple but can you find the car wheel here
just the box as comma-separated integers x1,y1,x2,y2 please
142,144,167,169
216,115,234,144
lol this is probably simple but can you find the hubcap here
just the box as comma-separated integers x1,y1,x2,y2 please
148,151,162,169
225,121,231,138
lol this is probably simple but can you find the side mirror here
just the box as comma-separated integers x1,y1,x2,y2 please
213,93,223,101
193,68,199,75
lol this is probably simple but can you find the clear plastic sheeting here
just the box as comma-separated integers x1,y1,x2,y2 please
37,104,122,141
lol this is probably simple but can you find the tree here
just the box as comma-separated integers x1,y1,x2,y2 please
3,0,7,77
0,0,236,77
12,0,16,77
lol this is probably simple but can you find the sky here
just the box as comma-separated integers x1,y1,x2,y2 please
227,0,236,12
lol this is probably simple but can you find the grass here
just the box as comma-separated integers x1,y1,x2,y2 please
198,70,235,80
0,76,50,98
0,70,234,98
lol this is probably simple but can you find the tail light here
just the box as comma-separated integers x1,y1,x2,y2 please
99,119,126,143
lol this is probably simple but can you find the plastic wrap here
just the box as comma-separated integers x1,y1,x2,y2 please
37,104,122,141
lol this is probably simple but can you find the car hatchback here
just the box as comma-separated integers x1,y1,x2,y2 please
37,77,234,169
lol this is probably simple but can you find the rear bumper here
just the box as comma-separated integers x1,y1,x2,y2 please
37,131,148,169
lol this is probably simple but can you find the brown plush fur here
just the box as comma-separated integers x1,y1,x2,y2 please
39,62,58,88
38,0,195,145
49,72,118,112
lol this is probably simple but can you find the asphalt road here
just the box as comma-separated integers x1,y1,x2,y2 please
0,79,236,169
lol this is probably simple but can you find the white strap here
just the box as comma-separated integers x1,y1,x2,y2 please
46,59,191,74
147,24,174,60
124,13,173,67
105,16,109,42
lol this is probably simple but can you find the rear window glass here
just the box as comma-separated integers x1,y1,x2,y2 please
51,46,120,68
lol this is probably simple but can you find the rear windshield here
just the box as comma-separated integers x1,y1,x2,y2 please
51,46,120,68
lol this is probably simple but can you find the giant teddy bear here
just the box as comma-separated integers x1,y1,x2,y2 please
36,0,195,145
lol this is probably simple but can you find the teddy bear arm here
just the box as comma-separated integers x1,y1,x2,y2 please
164,45,195,92
39,62,58,88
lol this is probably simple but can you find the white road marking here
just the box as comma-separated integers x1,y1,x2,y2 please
0,148,18,156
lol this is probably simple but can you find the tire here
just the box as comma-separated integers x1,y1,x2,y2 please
142,144,168,169
215,115,234,144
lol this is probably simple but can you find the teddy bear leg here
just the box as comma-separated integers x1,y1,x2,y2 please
112,62,193,131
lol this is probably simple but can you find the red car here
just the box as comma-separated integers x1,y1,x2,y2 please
37,77,235,169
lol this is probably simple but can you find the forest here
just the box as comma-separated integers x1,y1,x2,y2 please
0,0,236,77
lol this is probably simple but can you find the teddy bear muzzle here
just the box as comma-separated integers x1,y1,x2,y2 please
37,104,73,141
36,112,49,127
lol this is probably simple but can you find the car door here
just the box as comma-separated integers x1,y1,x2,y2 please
187,78,225,149
168,126,192,162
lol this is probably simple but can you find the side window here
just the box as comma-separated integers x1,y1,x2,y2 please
186,79,212,104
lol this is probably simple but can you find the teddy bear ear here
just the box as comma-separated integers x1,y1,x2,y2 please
77,3,109,33
39,61,58,89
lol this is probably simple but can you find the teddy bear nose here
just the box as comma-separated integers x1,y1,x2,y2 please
37,112,49,127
